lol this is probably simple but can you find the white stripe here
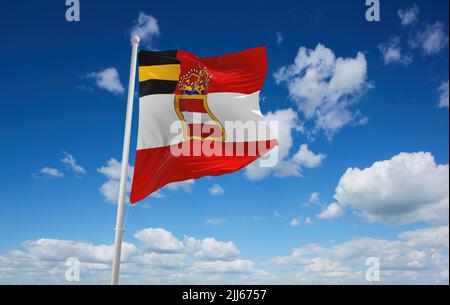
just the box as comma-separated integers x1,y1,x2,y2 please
137,94,178,150
182,112,212,124
137,91,274,150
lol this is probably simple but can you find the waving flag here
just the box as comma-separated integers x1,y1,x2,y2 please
130,47,277,203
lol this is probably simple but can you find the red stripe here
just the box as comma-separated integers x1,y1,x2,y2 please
130,139,277,203
188,123,222,138
176,47,267,94
178,99,207,113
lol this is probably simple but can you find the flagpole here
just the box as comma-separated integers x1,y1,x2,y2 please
111,35,140,285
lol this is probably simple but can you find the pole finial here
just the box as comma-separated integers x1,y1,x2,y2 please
131,35,140,45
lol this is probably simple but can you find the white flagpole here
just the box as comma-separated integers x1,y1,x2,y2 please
111,35,140,285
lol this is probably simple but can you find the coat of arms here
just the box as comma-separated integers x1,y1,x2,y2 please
174,63,226,142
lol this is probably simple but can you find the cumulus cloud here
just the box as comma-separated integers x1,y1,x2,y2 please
334,152,449,226
0,226,448,284
269,225,449,284
87,68,124,95
193,238,240,261
134,228,185,253
413,22,449,56
317,203,345,220
97,158,127,180
245,108,297,180
438,81,449,109
134,228,240,261
274,44,370,137
192,260,253,273
290,218,301,227
33,167,63,178
97,158,195,203
378,36,413,66
245,108,325,180
397,4,420,27
0,227,255,284
131,12,160,49
97,158,133,204
22,239,137,263
61,151,86,175
293,144,326,168
208,184,224,196
134,252,187,269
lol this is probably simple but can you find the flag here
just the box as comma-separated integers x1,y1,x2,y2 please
130,47,278,203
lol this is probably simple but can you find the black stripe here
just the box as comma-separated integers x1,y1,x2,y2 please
139,50,179,66
139,79,178,97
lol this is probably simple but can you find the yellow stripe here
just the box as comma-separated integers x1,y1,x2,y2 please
139,64,181,82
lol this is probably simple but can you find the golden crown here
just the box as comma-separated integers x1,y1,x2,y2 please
178,63,211,94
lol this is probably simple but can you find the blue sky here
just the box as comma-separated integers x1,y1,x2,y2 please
0,0,448,284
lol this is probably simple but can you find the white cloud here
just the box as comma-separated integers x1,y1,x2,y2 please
317,203,345,220
35,167,63,178
97,158,128,180
245,108,298,180
378,36,413,66
304,257,351,276
133,252,187,269
97,159,195,203
309,192,320,204
61,151,86,175
0,226,448,284
193,238,240,261
293,144,326,168
270,225,449,284
208,184,224,196
22,238,137,263
397,4,420,27
334,152,449,226
274,44,369,137
131,12,160,49
414,22,449,56
0,227,257,284
87,67,124,95
264,108,300,162
290,218,301,227
192,260,253,273
134,228,184,253
399,225,449,250
205,218,225,225
99,179,121,204
245,108,325,180
276,32,283,45
97,158,133,204
438,81,449,109
304,217,313,225
165,179,195,193
134,228,239,261
34,152,83,180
